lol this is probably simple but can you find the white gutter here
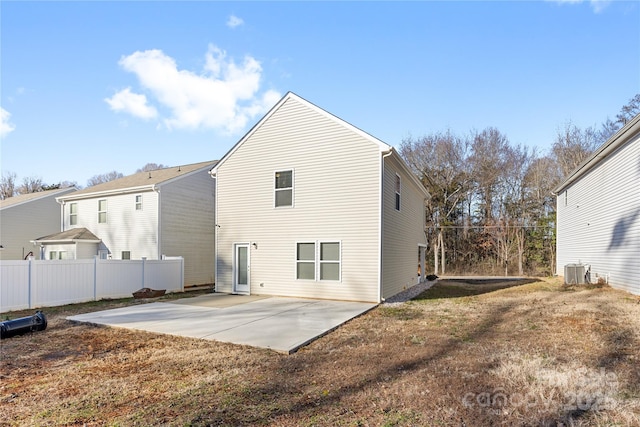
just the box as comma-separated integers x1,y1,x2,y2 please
57,185,156,202
209,170,218,292
153,184,161,260
59,200,66,232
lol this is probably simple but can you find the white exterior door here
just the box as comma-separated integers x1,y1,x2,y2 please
233,243,250,294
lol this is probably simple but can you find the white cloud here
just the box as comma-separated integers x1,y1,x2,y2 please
111,46,280,134
1,108,16,138
105,87,158,119
547,0,612,13
227,15,244,29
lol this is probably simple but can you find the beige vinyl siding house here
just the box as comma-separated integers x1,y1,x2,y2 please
38,162,216,286
0,187,76,260
555,113,640,295
382,154,429,299
211,92,429,303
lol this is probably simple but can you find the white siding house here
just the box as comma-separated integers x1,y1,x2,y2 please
0,187,76,260
555,113,640,295
211,92,429,303
34,162,217,287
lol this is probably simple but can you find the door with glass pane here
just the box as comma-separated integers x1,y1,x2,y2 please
233,244,250,294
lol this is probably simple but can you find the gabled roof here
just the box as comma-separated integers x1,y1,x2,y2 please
211,92,391,175
59,160,217,201
210,92,429,198
32,227,101,243
0,187,76,210
554,113,640,194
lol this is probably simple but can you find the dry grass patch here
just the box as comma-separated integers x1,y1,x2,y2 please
1,279,639,426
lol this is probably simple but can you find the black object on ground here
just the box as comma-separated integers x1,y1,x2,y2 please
1,311,47,339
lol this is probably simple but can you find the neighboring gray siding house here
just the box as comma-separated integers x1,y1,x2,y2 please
34,161,217,287
211,92,429,303
0,187,76,260
555,113,640,295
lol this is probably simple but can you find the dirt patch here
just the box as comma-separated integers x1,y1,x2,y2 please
1,279,639,426
414,277,537,300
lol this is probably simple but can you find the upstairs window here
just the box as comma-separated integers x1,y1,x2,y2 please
69,203,78,225
98,200,107,223
121,251,131,260
395,174,401,211
275,170,293,207
135,195,143,211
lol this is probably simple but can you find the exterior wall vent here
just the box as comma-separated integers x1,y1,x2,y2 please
564,263,586,285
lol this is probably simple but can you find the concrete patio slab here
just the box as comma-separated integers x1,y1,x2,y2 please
67,294,377,353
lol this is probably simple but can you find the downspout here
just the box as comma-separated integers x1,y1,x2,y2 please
379,149,394,303
209,169,218,292
153,184,161,260
59,200,66,232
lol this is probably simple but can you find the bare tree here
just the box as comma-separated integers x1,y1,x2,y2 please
400,130,471,274
469,127,510,222
87,171,124,187
136,163,168,173
616,93,640,126
551,122,600,178
0,171,17,199
17,176,45,194
501,144,534,275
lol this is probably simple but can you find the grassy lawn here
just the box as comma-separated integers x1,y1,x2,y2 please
1,278,639,426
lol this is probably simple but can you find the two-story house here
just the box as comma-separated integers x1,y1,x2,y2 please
32,161,217,287
210,92,429,303
0,187,76,260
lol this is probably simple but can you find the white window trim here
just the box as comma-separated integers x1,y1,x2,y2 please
319,240,341,282
135,194,143,211
295,241,316,281
69,203,78,226
295,240,342,282
274,168,294,208
98,199,107,223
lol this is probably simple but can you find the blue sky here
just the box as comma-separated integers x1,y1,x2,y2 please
1,1,639,187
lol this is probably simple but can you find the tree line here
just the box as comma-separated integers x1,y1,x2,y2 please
3,94,638,277
0,163,168,200
400,94,639,277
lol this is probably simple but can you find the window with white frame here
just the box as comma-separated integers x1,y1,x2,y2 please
98,199,107,223
320,242,341,281
135,195,143,210
395,174,401,211
48,251,68,260
121,251,131,260
69,203,78,225
296,241,341,281
275,170,293,207
296,242,316,280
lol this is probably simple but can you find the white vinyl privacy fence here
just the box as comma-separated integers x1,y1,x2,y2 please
0,257,184,313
